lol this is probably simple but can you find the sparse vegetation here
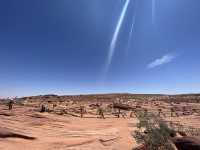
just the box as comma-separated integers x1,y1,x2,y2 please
171,123,200,137
0,93,200,150
133,111,176,150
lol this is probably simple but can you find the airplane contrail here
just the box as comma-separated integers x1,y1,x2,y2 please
105,0,130,75
126,0,137,55
152,0,156,25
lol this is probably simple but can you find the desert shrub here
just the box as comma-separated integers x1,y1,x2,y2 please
133,111,176,150
185,127,200,136
172,123,200,137
40,105,50,113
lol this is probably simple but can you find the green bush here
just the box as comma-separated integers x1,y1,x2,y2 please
133,111,176,150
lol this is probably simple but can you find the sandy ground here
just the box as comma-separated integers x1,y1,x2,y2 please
0,104,199,150
0,105,137,150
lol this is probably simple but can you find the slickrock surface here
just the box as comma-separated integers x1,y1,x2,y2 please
0,105,135,150
0,94,199,150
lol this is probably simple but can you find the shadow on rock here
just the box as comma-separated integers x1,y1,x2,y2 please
0,128,36,140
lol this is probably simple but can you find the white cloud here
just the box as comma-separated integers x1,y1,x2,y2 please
147,54,175,69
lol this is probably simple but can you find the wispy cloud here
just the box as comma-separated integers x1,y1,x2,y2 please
147,54,176,69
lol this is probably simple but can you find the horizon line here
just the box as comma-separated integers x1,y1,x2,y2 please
1,92,200,99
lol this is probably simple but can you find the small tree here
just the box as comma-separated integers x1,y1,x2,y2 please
133,111,176,150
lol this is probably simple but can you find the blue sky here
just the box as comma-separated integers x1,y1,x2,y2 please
0,0,200,97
